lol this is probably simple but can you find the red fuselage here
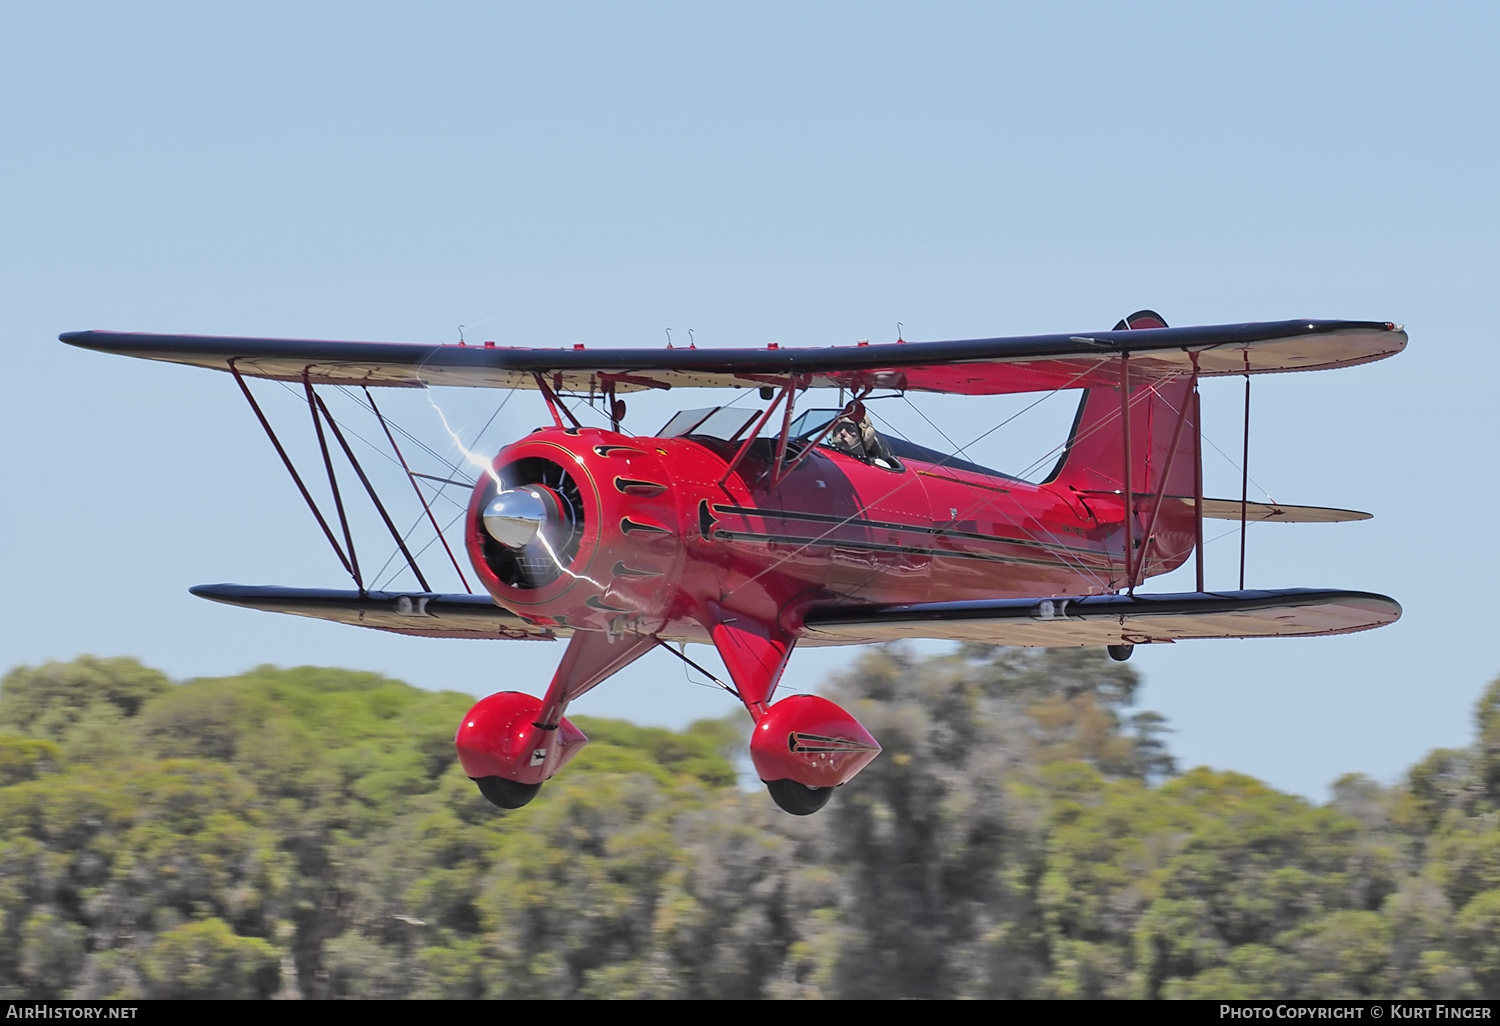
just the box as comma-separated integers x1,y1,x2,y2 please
464,424,1194,644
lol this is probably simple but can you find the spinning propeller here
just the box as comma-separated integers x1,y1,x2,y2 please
478,458,585,589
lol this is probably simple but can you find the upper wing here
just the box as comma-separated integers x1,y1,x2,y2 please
799,588,1401,647
61,319,1405,396
190,584,564,641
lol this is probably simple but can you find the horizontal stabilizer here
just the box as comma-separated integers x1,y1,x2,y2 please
1083,494,1372,523
190,584,562,641
62,319,1405,397
1187,498,1371,523
800,588,1400,647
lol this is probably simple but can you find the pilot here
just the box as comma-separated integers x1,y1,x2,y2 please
830,417,864,456
828,413,899,471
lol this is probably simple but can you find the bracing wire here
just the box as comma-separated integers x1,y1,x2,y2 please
268,379,519,592
657,641,741,699
367,390,520,590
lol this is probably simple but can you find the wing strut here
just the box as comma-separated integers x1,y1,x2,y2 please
230,361,359,586
228,361,441,595
771,375,801,474
1192,353,1205,592
306,381,432,593
1133,366,1197,591
775,386,873,485
1239,353,1251,590
302,372,364,591
533,372,582,429
719,384,787,486
1119,353,1135,591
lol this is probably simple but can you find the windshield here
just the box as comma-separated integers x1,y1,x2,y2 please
656,406,761,441
786,409,841,440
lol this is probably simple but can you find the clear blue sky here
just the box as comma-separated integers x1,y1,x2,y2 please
3,2,1495,800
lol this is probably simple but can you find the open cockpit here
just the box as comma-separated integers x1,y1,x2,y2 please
656,403,1016,481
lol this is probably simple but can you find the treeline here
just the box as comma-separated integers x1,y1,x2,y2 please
1,646,1498,998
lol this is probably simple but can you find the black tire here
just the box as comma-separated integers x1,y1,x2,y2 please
473,775,542,809
765,778,834,816
1107,644,1135,662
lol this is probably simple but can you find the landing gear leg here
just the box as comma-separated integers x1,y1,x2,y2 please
704,604,878,816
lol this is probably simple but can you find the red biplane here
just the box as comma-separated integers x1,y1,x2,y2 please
63,311,1405,815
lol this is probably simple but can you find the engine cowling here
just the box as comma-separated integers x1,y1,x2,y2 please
465,429,685,633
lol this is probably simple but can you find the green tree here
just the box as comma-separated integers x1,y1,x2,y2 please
0,657,169,762
140,919,279,999
11,651,1500,999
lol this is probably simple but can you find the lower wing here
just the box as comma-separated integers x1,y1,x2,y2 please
190,584,562,640
799,588,1400,646
191,584,1400,649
